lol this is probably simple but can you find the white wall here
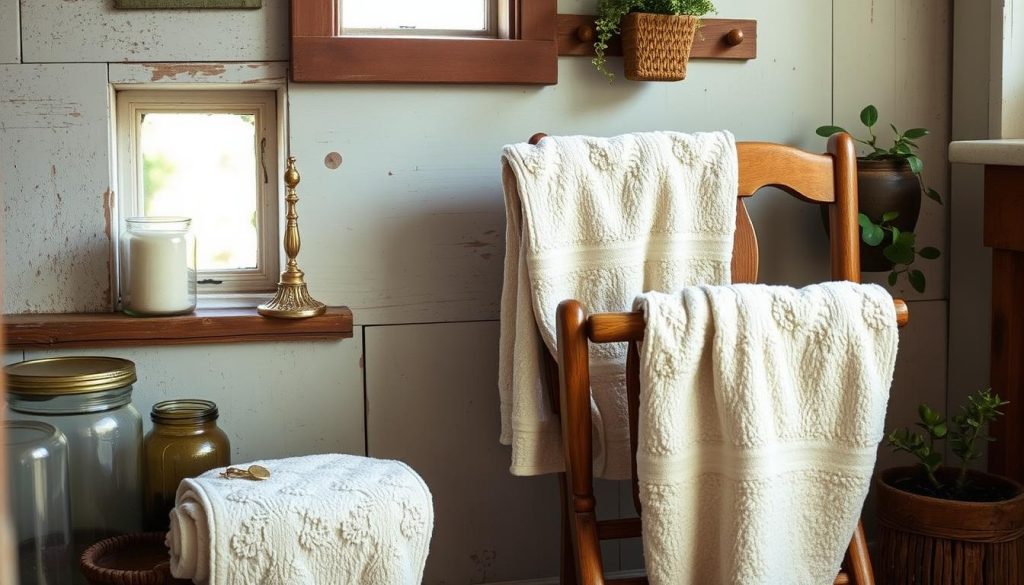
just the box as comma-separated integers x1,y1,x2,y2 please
1,0,954,582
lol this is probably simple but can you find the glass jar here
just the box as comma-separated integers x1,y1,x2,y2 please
120,216,196,316
5,357,143,549
143,399,230,530
4,420,73,585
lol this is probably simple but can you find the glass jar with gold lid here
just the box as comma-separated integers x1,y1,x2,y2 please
144,399,230,530
5,357,143,549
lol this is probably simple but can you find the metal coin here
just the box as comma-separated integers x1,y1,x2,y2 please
247,464,271,480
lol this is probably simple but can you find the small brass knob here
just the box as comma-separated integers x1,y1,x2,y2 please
576,24,595,43
725,28,744,46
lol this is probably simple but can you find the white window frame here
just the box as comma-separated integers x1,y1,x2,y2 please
339,0,499,38
115,89,280,297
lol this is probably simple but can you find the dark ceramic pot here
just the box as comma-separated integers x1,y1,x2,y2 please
822,158,922,272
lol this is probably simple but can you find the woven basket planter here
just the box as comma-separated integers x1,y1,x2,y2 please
80,532,192,585
877,467,1024,585
620,12,699,81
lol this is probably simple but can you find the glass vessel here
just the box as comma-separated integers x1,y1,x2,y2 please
121,216,196,316
144,399,230,530
6,357,144,551
5,420,73,585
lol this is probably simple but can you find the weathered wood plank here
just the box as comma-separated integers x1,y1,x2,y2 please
108,62,286,85
113,0,261,8
4,307,353,349
1,64,113,313
0,0,19,63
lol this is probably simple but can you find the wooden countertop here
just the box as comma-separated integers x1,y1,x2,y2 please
949,139,1024,166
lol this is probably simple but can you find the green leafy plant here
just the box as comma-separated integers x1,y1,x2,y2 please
887,389,1008,500
593,0,716,81
817,105,942,293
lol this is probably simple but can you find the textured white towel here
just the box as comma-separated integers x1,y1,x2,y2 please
634,283,898,585
499,131,738,478
167,454,433,585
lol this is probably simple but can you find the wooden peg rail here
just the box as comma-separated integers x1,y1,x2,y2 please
557,15,757,60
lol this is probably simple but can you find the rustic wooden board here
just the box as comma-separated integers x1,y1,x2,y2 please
114,0,261,8
20,0,285,62
0,64,113,314
556,15,756,60
24,333,366,463
4,307,353,349
108,62,286,85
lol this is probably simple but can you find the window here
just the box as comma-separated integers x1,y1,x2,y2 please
341,0,497,38
290,0,557,84
116,90,280,296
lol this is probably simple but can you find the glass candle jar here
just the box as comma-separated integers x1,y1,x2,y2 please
4,420,73,585
5,357,144,550
120,216,196,316
143,399,230,531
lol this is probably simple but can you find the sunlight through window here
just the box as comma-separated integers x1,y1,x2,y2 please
341,0,493,35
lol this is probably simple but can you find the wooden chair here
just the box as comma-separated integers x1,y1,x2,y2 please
533,133,910,585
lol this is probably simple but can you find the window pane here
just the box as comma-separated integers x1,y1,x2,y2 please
342,0,488,32
139,112,259,272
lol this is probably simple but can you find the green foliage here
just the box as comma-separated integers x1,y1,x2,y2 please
818,105,943,292
593,0,716,81
142,153,175,215
887,389,1008,499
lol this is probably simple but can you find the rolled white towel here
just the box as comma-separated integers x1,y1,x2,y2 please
166,454,433,585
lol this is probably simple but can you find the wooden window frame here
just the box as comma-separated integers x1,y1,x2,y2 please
290,0,557,84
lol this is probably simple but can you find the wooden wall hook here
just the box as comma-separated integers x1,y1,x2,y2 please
725,28,744,46
576,24,595,43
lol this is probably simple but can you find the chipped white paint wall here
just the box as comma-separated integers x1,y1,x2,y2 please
0,0,955,582
0,0,19,64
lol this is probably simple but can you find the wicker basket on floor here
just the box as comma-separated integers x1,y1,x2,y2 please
620,12,699,81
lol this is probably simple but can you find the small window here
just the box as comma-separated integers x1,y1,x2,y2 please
115,90,280,296
340,0,497,38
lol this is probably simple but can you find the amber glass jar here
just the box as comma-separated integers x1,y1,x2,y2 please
143,400,230,530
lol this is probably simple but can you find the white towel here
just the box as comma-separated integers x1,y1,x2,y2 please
499,131,738,478
634,283,898,585
167,454,433,585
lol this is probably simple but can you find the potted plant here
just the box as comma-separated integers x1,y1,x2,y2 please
816,106,942,292
877,389,1024,584
593,0,716,81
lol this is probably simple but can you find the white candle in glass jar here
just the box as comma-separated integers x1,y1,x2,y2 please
123,217,196,316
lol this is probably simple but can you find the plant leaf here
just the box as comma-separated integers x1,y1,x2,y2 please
904,128,929,139
816,125,847,138
907,155,924,174
888,271,898,286
909,269,926,293
882,211,900,222
884,243,915,265
919,246,941,260
862,223,885,247
860,105,879,127
858,213,874,229
925,188,943,204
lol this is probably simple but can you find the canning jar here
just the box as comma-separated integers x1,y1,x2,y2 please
120,216,197,316
4,420,73,585
5,357,144,549
143,399,230,530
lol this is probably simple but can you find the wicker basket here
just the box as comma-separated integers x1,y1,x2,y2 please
80,532,192,585
620,12,699,81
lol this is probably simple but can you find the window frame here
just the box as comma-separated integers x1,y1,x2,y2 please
115,89,281,297
339,0,499,38
290,0,557,84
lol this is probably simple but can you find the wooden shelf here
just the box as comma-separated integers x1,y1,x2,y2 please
4,307,353,350
557,15,756,60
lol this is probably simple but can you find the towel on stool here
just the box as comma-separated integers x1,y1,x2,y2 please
167,454,433,585
634,283,898,585
499,131,738,478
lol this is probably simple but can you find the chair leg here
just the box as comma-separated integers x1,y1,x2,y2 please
559,473,578,585
844,519,875,585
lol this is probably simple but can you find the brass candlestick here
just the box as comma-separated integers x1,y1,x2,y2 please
258,157,326,319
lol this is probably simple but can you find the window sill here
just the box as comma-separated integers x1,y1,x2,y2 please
4,307,353,350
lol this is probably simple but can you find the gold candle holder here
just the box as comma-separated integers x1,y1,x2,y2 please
258,157,327,319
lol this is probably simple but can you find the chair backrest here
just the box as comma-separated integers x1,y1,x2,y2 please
552,135,905,585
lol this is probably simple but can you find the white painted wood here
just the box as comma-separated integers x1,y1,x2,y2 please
23,333,365,463
3,351,24,365
0,0,19,63
108,62,287,86
20,0,287,63
832,0,952,303
949,139,1024,165
0,64,114,313
365,320,561,583
292,0,835,325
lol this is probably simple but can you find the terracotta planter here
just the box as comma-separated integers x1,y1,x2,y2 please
620,12,699,81
80,532,192,585
876,466,1024,585
821,158,922,272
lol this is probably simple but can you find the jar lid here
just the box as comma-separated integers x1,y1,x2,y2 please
5,357,137,395
151,399,219,424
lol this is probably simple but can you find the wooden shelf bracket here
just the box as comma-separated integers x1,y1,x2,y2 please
556,14,757,60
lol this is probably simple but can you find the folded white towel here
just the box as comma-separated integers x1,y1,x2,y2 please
167,454,433,585
499,131,738,478
634,283,898,585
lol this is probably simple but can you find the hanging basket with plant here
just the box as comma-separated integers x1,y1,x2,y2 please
594,0,716,82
